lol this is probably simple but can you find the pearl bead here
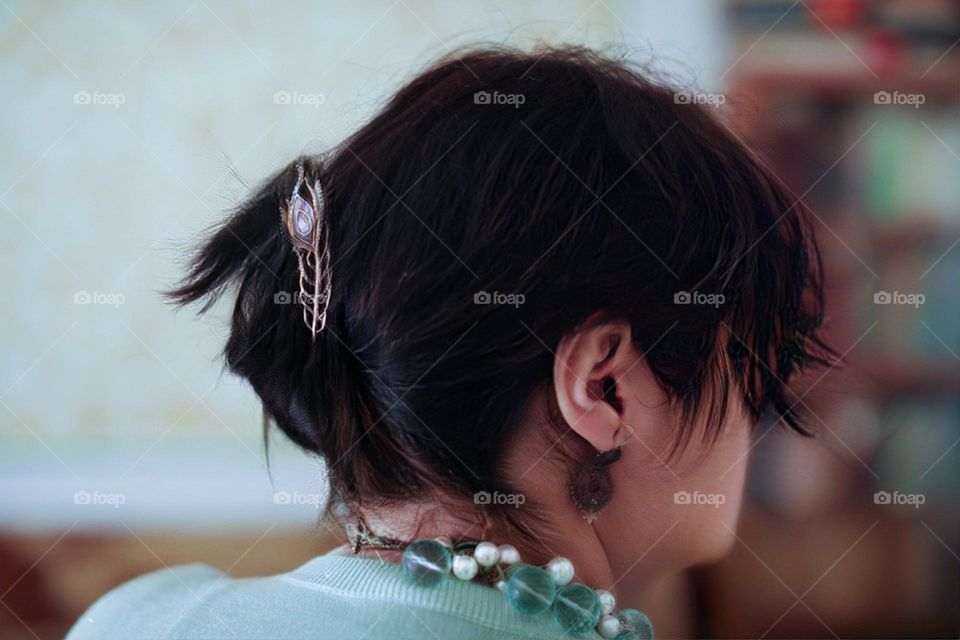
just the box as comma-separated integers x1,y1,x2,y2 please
497,544,521,565
451,554,479,580
597,589,616,614
546,556,575,585
597,614,622,638
433,535,453,548
473,541,499,567
495,579,507,592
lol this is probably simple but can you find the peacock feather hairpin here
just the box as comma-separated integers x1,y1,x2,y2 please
281,162,332,338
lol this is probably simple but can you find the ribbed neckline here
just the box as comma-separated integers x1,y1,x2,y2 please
284,549,602,640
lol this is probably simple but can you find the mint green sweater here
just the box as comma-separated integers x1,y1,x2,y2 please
67,549,602,639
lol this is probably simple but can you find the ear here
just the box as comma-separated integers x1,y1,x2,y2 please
553,319,636,451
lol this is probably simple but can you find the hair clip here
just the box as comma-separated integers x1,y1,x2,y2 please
281,162,332,337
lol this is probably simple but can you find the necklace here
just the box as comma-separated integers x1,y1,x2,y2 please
354,523,654,639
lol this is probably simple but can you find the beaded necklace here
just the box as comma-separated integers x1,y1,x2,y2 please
353,521,654,639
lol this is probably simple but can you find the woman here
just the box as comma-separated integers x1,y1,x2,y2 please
69,46,830,640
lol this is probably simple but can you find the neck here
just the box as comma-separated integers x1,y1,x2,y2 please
336,395,649,598
341,466,619,596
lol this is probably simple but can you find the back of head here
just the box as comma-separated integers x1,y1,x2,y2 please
168,46,829,533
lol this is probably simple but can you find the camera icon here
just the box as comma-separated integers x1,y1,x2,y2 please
474,291,491,304
474,491,491,505
873,491,891,505
73,91,91,105
873,291,891,304
673,490,691,504
674,291,691,304
474,91,491,105
873,91,891,105
273,491,291,505
74,291,91,305
274,291,292,304
673,91,691,104
273,91,291,105
73,491,91,505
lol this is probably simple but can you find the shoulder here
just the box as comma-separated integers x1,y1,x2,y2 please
65,556,554,640
66,563,224,640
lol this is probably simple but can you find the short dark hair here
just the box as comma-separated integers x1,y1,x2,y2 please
168,46,831,530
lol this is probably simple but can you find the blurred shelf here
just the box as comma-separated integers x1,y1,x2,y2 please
853,355,960,395
870,216,960,250
732,64,960,101
718,3,960,637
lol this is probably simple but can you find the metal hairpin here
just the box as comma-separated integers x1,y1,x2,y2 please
280,162,332,338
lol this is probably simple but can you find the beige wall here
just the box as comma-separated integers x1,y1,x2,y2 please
0,0,727,530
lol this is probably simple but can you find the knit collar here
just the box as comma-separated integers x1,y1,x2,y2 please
283,548,603,640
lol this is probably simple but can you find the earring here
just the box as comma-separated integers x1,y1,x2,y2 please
569,422,635,523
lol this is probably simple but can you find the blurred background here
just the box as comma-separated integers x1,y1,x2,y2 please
1,0,958,638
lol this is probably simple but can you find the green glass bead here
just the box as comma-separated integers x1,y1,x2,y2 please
402,540,451,587
616,608,654,640
552,584,602,634
504,565,557,615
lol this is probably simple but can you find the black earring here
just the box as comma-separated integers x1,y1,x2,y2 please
569,422,634,523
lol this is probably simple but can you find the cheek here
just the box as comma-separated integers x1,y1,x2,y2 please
676,412,753,561
601,407,754,580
